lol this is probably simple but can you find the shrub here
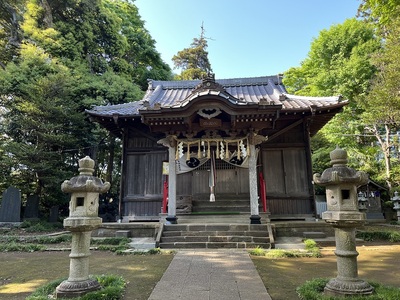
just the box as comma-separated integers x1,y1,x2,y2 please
296,278,328,299
249,246,266,256
303,239,321,258
148,247,162,255
0,234,71,245
249,240,321,258
26,274,126,300
91,237,130,246
297,278,400,300
304,239,317,250
356,230,400,242
0,242,45,252
96,245,129,252
20,220,63,232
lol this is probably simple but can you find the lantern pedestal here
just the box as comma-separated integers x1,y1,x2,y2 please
55,157,110,298
324,221,373,296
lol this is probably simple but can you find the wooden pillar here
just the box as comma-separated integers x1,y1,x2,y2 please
249,142,261,224
167,143,177,224
248,133,266,224
158,136,178,224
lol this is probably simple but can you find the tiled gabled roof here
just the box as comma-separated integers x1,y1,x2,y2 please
86,75,346,117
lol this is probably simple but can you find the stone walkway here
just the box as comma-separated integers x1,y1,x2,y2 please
148,250,272,300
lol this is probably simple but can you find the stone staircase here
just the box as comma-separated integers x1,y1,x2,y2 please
157,223,272,249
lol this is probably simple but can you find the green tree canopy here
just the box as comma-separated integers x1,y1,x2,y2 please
0,0,172,215
172,26,213,80
358,0,400,35
284,18,379,102
358,3,400,189
283,18,381,182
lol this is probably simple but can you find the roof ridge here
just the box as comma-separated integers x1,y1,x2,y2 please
148,75,283,89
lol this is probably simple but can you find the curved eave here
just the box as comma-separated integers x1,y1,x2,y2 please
86,110,141,137
281,99,348,113
139,94,283,118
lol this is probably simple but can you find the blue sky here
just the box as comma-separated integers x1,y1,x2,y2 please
135,0,361,79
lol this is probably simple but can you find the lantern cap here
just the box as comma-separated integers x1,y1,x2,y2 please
330,146,347,167
78,156,95,176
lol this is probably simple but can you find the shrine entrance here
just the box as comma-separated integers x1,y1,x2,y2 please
87,74,347,222
175,141,253,214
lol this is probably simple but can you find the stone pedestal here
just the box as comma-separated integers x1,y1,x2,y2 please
324,222,373,296
56,219,101,298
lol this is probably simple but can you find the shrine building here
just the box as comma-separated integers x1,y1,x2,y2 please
86,74,347,224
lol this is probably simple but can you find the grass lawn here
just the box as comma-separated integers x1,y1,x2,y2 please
252,244,400,300
0,251,174,300
2,222,400,299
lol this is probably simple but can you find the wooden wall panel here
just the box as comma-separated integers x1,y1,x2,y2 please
267,198,313,215
124,151,167,216
283,149,309,197
192,170,210,194
237,168,250,194
145,152,166,195
177,172,192,195
262,150,285,195
262,148,313,216
124,200,161,217
216,169,237,193
126,154,146,197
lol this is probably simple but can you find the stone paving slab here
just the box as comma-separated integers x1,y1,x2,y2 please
148,249,272,300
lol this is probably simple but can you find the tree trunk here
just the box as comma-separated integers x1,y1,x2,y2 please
371,124,392,191
106,135,115,186
40,0,53,28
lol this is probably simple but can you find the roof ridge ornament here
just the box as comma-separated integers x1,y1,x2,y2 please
191,73,226,94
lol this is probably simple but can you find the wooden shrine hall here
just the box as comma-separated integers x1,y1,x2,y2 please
87,74,347,224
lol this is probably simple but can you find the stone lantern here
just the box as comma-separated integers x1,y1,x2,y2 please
313,146,373,296
391,191,400,221
357,191,368,213
56,156,110,298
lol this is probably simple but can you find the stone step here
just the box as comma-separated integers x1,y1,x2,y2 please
160,235,270,243
162,230,269,237
192,206,250,212
303,231,327,239
159,223,270,249
175,213,252,224
159,241,271,249
163,224,269,232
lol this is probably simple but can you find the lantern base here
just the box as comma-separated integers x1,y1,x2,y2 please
56,278,101,298
324,278,374,297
